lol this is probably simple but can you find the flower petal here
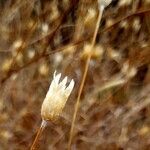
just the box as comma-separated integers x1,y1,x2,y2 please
59,76,68,90
65,79,74,96
54,73,61,84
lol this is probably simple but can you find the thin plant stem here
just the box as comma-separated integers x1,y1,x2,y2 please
30,120,47,150
68,6,104,150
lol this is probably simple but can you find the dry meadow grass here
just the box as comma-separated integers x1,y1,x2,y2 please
0,0,150,150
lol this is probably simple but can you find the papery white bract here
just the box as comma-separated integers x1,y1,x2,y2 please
41,71,75,121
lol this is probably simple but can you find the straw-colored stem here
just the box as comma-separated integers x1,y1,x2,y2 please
68,6,104,150
30,120,47,150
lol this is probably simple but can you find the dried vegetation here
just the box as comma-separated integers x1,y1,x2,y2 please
0,0,150,149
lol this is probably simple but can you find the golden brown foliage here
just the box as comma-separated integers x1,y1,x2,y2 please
0,0,150,149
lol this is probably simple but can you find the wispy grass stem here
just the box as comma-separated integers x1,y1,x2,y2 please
68,6,104,150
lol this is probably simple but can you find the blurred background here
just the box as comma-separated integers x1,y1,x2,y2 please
0,0,150,149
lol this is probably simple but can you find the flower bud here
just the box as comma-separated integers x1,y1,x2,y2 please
41,71,75,121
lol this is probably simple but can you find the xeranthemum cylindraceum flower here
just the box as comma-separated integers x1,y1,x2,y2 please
41,71,75,121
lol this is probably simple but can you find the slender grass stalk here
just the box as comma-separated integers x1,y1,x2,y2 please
30,120,47,150
68,6,105,150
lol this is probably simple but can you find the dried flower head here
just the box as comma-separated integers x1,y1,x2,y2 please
41,71,75,121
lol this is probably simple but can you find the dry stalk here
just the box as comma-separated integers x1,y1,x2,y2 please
68,5,105,150
30,120,47,150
